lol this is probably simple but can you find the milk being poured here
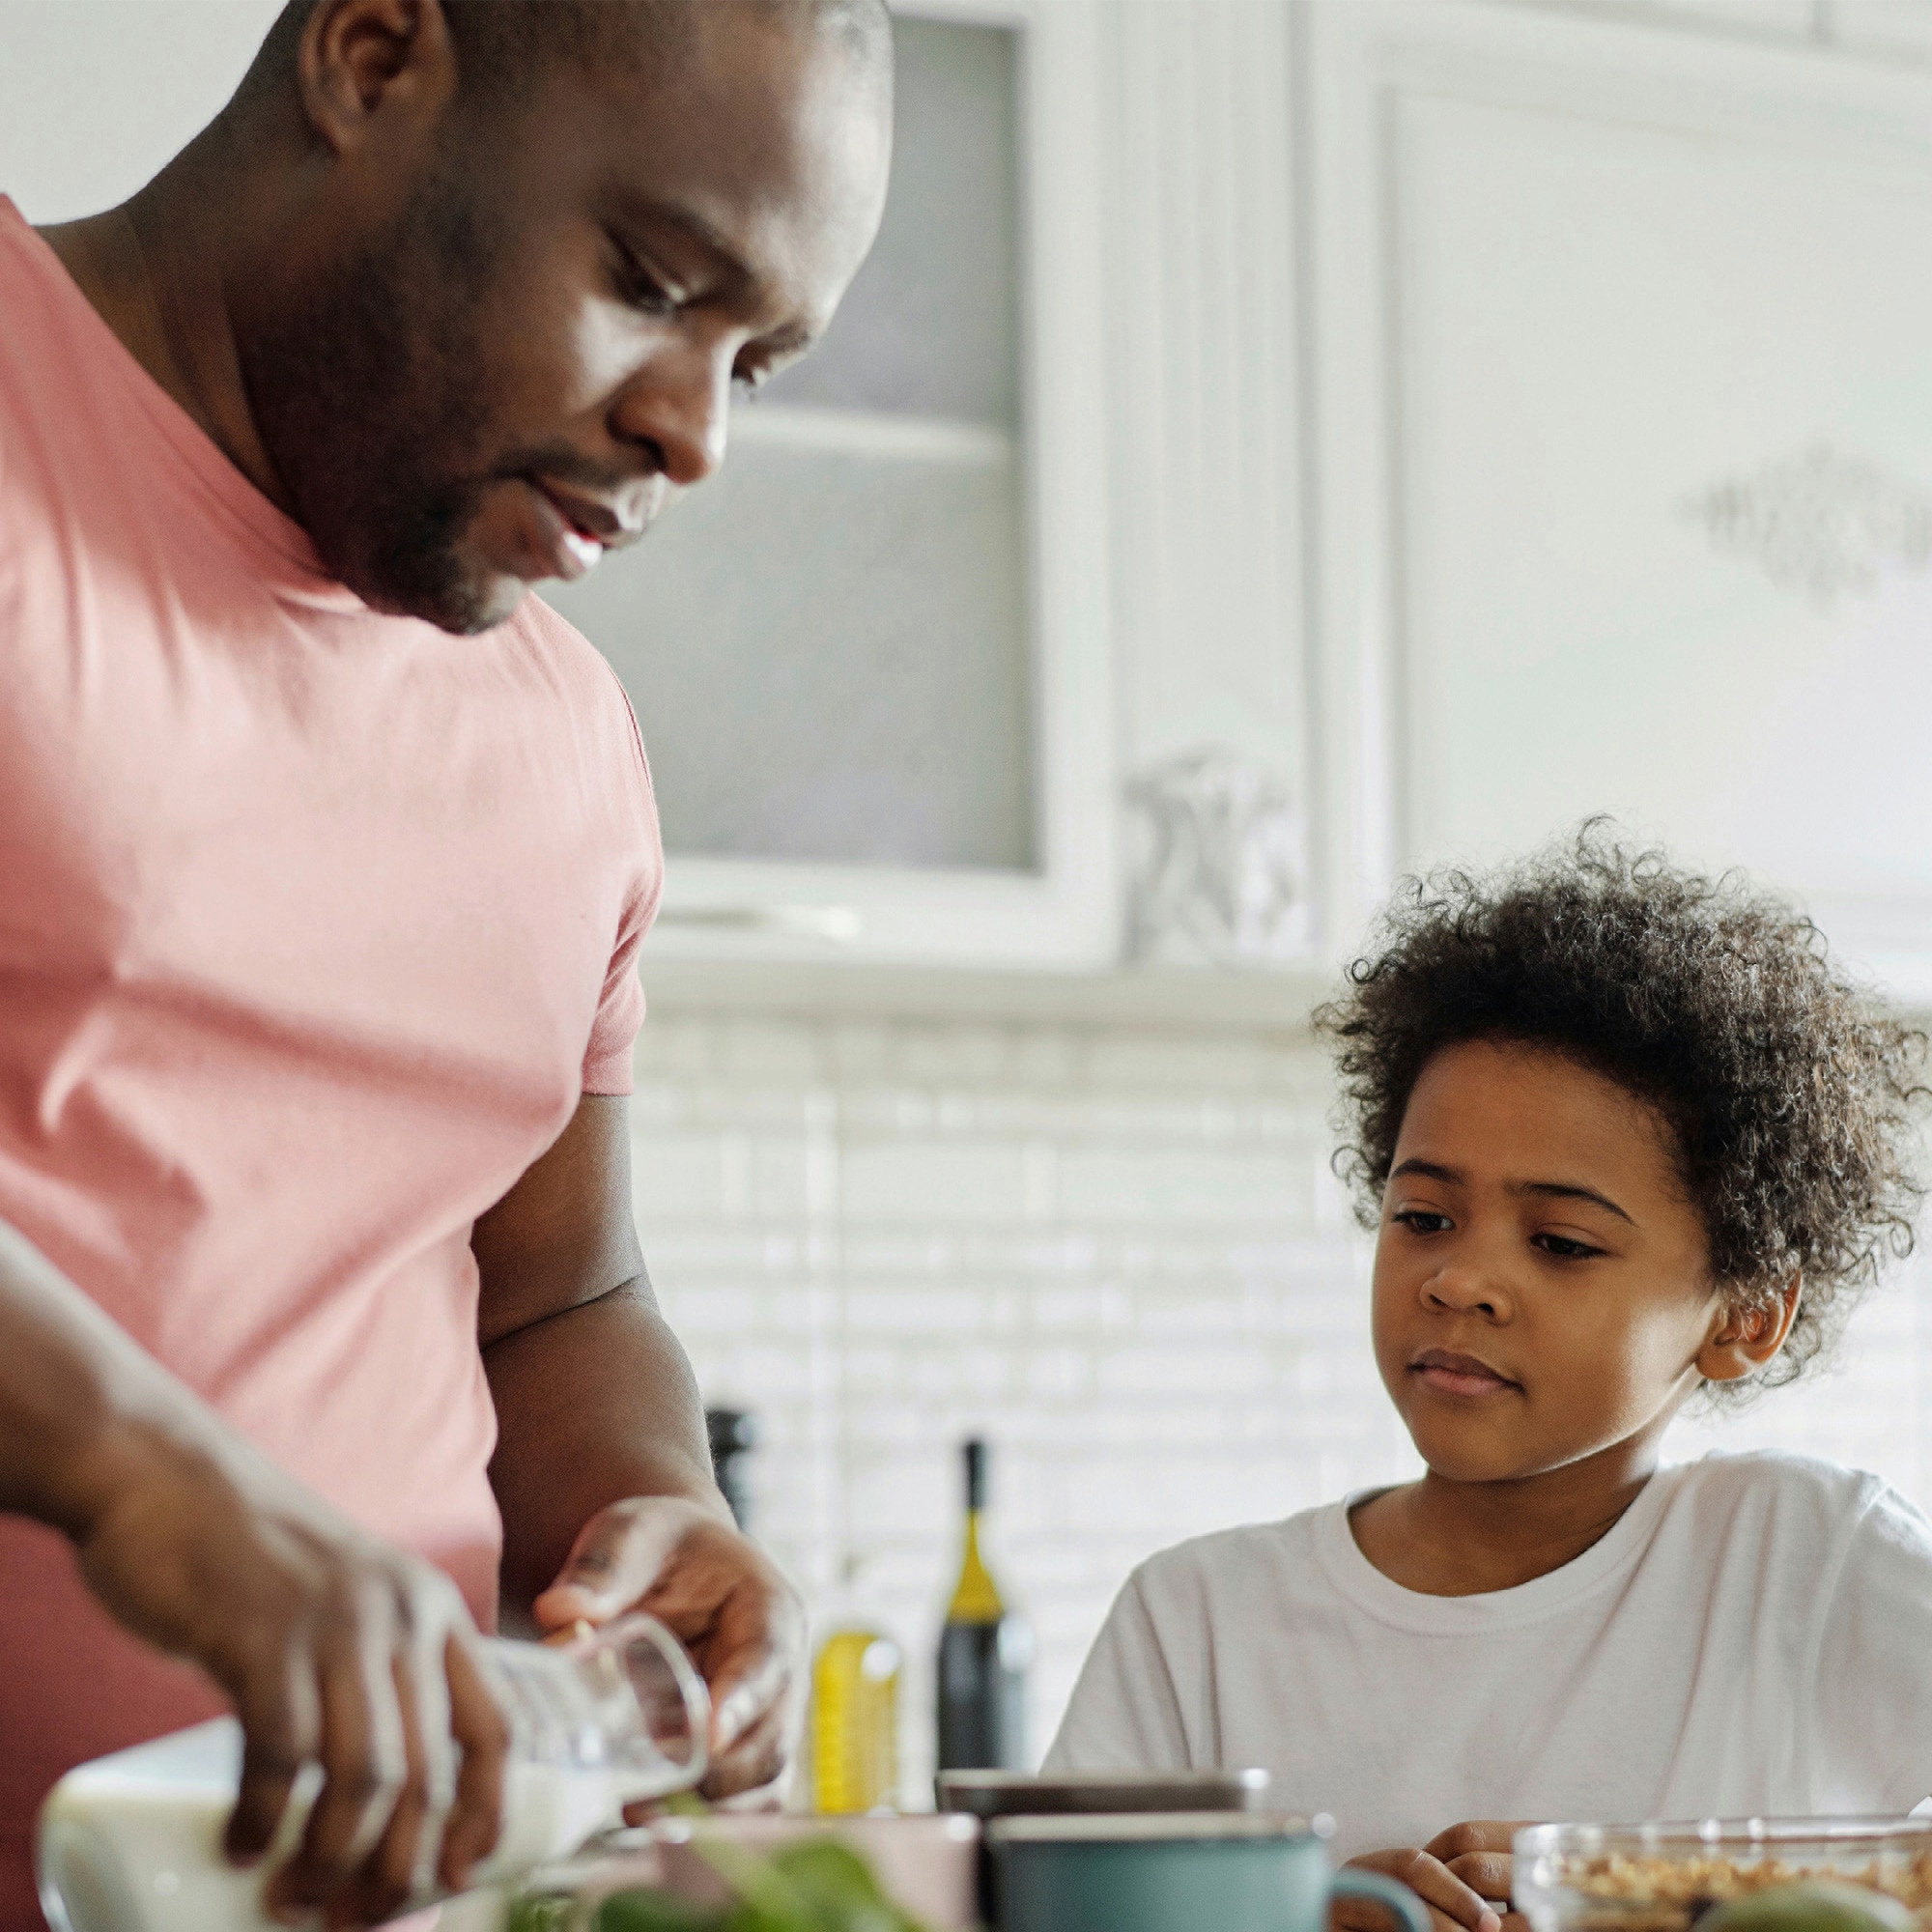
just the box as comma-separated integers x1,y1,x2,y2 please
37,1614,709,1932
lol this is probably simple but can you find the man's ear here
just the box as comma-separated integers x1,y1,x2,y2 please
1697,1278,1802,1384
297,0,456,158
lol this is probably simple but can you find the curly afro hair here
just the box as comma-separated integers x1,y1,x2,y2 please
1314,827,1928,1402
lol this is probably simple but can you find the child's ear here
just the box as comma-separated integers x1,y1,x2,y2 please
1697,1278,1802,1384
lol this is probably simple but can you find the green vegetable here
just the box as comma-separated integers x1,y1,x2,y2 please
730,1839,924,1932
594,1890,731,1932
534,1833,932,1932
1698,1882,1918,1932
508,1893,589,1932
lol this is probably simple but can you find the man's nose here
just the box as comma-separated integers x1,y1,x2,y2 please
611,341,732,489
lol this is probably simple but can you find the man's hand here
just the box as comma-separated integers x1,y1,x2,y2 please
1341,1824,1530,1932
532,1494,806,1800
0,1209,510,1931
72,1426,509,1929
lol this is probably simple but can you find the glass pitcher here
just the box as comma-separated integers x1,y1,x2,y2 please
38,1613,711,1932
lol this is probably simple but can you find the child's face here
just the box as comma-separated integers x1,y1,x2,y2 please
1371,1037,1729,1484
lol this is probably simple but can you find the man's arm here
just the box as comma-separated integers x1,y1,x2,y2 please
0,1217,509,1926
476,1091,720,1610
476,1093,805,1798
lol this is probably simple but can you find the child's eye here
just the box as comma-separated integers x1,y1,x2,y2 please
1534,1232,1603,1261
1393,1208,1451,1235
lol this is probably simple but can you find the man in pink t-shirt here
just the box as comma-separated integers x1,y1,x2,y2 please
0,1,891,1923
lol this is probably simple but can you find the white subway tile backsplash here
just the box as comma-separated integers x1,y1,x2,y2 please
1022,1349,1094,1399
714,1019,829,1083
644,1228,806,1275
893,1025,1027,1086
843,1287,993,1336
1058,1146,1313,1225
1083,1034,1283,1094
1094,1344,1280,1397
1130,1291,1250,1337
651,1284,763,1337
631,1008,1932,1804
841,1141,1033,1223
1032,1285,1134,1332
839,1231,960,1277
631,1132,736,1220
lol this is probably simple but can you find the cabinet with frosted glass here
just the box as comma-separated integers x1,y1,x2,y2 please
545,0,1114,971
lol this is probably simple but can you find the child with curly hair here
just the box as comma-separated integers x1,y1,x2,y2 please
1045,833,1932,1931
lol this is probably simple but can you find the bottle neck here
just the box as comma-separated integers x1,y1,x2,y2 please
948,1508,1005,1623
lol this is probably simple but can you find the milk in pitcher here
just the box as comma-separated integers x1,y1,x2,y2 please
38,1613,709,1932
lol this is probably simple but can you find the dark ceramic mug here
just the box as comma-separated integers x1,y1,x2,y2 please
990,1812,1437,1932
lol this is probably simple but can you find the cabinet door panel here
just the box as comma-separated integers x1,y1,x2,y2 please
1308,0,1932,991
1397,92,1932,891
545,434,1035,872
606,0,1115,972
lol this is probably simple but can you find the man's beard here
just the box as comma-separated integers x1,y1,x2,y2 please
238,172,506,635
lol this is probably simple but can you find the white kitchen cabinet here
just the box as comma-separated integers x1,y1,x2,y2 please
1826,0,1932,61
21,0,1932,1009
1300,0,1932,998
1492,0,1817,35
1099,0,1321,975
619,0,1343,1005
550,0,1117,974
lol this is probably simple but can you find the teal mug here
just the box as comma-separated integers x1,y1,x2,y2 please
990,1813,1436,1932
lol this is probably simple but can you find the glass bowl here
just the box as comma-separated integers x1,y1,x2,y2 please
1515,1819,1932,1932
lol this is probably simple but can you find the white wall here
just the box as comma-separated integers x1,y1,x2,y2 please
0,2,271,223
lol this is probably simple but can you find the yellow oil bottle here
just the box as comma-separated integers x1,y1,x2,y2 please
810,1622,902,1813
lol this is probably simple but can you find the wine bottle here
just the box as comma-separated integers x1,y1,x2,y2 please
705,1406,757,1531
936,1437,1031,1771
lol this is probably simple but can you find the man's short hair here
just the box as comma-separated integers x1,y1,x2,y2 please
439,0,892,91
243,0,891,113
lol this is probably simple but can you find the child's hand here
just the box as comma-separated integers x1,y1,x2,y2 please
1425,1821,1529,1930
1338,1823,1531,1932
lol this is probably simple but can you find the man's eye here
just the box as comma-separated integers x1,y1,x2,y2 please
1394,1208,1450,1235
613,250,678,317
1535,1233,1602,1261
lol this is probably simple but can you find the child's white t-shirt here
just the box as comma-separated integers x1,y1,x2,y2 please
1043,1452,1932,1858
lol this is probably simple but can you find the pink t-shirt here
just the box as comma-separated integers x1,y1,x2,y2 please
0,197,662,1917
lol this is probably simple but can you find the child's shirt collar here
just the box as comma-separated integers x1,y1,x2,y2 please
1316,1464,1684,1634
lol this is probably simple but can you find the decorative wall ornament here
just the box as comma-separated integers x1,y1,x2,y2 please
1124,749,1308,968
1687,441,1932,609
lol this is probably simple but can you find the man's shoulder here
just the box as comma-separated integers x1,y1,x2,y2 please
493,596,660,867
0,204,90,433
505,594,648,750
0,212,59,513
507,590,621,687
